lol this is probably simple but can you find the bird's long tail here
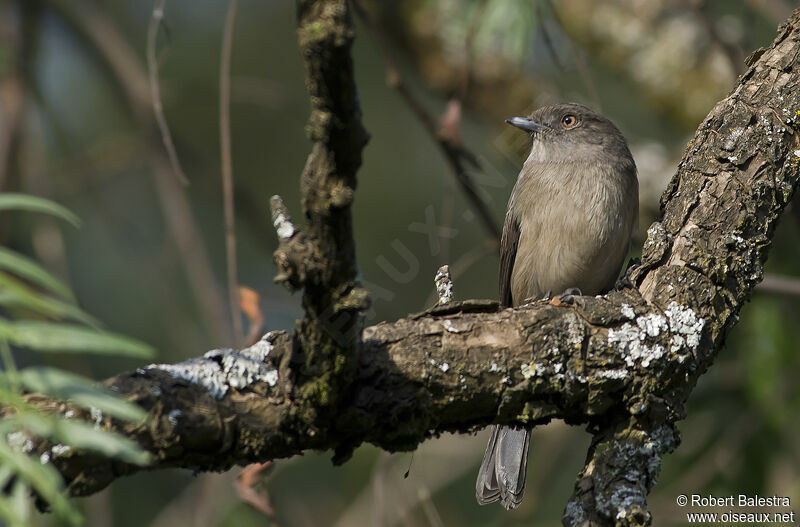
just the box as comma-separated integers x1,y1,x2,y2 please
475,424,531,509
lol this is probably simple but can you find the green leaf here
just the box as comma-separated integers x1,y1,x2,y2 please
0,248,75,301
0,320,155,358
0,479,29,527
50,420,151,466
20,367,147,422
0,193,80,228
0,272,98,327
9,480,29,527
0,441,82,526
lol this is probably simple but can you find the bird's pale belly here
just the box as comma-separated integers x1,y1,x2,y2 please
509,213,629,306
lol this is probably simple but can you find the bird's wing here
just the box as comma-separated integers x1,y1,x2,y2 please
499,211,520,308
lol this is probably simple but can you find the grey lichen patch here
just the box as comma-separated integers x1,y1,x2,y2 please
607,316,666,368
270,195,296,240
589,425,678,525
563,499,587,526
596,368,629,380
149,333,280,399
90,406,103,430
51,444,72,457
607,302,705,368
664,302,705,353
521,362,546,380
564,314,586,349
641,222,670,262
6,431,33,453
721,126,745,151
427,357,450,373
621,304,636,320
168,409,182,426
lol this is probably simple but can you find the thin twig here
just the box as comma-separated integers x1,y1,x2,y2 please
417,487,444,527
458,0,489,103
438,0,488,261
745,0,793,24
756,273,800,297
423,243,490,308
220,0,243,346
52,0,231,345
0,10,24,194
690,0,746,76
147,0,189,185
351,0,501,247
536,2,564,71
542,0,602,111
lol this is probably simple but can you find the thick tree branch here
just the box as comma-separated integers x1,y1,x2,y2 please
8,7,800,527
278,0,370,412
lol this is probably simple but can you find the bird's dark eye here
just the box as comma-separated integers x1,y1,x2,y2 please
561,114,578,129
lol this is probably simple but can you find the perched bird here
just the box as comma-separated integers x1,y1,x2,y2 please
475,103,639,509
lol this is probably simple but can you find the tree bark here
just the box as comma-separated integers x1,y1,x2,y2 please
10,5,800,527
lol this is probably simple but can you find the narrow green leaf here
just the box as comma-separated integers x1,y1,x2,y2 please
51,420,151,466
0,248,75,301
0,480,28,527
20,367,147,422
0,441,82,526
0,289,98,327
9,480,30,527
0,320,155,358
0,193,80,228
0,273,98,326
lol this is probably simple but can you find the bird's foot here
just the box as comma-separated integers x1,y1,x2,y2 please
549,287,582,306
614,257,642,291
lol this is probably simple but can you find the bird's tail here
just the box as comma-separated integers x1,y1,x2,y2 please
475,424,530,510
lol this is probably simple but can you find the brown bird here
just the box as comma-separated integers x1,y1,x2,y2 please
476,103,639,509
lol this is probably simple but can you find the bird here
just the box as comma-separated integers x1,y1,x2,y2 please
475,102,639,510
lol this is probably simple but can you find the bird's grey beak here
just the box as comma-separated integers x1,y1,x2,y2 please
505,117,546,133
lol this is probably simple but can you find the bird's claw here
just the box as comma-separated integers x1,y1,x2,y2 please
557,287,582,304
614,258,641,291
548,287,582,306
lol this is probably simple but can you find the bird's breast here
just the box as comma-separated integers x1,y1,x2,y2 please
509,161,637,305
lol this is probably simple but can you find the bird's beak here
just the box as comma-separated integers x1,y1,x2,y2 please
505,117,547,133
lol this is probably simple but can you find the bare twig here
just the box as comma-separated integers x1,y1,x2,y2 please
351,0,501,247
542,0,601,110
434,265,453,305
50,0,231,345
220,0,243,346
0,5,24,194
423,244,489,308
417,487,444,527
147,0,189,185
690,0,746,76
746,0,793,24
756,273,800,296
458,0,489,103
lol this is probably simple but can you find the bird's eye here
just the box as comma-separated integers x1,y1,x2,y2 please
561,114,578,129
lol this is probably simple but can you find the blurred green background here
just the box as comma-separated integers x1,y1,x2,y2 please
2,0,799,525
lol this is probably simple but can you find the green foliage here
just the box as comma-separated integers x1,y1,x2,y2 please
0,194,81,228
0,194,154,526
426,0,538,66
0,320,155,358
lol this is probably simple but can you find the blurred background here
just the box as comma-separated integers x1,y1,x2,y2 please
2,0,800,525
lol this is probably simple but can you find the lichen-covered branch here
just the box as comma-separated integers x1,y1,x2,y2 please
271,0,371,434
8,7,800,527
